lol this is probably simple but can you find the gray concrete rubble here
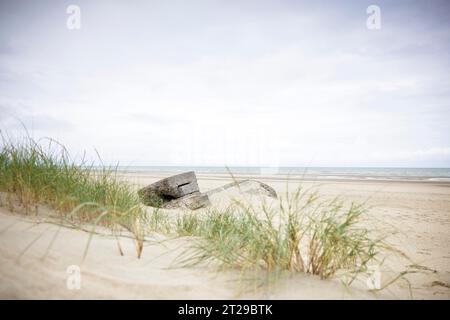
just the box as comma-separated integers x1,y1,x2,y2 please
138,171,277,210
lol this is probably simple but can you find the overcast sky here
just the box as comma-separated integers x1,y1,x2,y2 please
0,0,449,167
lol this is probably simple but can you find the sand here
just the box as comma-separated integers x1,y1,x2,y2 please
0,173,449,299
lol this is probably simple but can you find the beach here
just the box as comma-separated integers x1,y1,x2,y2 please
1,0,449,305
0,171,449,299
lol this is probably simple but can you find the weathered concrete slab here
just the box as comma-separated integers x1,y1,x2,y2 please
138,171,209,209
163,192,211,210
139,172,276,210
138,171,199,205
206,179,277,199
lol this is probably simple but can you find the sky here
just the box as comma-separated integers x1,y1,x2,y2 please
0,0,449,167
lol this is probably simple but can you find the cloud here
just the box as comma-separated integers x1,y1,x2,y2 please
0,0,449,166
0,99,74,134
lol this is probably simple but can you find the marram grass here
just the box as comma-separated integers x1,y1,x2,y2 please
1,132,392,286
175,189,383,281
0,132,147,258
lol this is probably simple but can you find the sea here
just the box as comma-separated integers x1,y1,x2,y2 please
114,166,450,182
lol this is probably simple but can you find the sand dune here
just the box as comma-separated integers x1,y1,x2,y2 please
0,174,449,299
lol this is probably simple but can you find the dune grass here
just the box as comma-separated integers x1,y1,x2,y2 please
175,189,382,281
0,131,388,286
0,132,147,257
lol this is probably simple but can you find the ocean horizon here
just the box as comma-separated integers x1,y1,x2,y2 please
111,166,450,182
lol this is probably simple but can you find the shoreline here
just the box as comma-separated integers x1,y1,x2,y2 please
114,171,450,185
